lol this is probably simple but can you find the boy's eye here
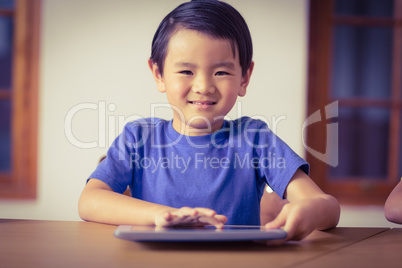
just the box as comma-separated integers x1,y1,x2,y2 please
215,71,230,76
179,70,193,75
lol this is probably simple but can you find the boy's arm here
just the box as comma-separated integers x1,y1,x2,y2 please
384,180,402,224
259,190,287,225
78,179,226,227
265,169,340,244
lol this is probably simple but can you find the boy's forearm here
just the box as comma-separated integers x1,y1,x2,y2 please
78,187,173,226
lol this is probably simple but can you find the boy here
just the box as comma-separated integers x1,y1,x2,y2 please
79,0,340,244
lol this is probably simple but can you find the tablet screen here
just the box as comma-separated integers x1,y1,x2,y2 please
114,225,287,242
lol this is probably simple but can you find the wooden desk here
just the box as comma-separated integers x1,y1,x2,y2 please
296,228,402,268
0,219,401,268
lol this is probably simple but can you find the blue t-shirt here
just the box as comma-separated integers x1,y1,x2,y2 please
88,117,309,225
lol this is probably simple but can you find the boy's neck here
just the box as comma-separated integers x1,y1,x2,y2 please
172,119,224,136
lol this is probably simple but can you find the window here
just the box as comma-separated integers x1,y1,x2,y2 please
307,0,402,204
0,0,40,199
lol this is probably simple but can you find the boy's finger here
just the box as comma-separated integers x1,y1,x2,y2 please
265,212,285,229
194,207,216,217
164,211,173,221
215,215,228,224
198,215,224,228
176,207,198,217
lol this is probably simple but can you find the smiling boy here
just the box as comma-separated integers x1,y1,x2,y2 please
79,0,340,244
151,28,251,136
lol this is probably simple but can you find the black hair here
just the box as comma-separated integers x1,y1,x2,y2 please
149,0,253,76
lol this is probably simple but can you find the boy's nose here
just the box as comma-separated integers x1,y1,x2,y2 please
192,75,216,95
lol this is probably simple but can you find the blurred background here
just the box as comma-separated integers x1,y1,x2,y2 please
0,0,400,228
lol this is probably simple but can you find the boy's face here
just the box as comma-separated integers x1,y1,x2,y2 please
149,29,253,136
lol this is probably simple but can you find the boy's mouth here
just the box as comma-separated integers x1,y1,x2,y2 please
188,101,217,106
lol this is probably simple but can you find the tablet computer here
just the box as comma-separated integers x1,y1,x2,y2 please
113,225,287,242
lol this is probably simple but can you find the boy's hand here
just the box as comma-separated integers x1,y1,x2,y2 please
259,170,340,246
263,197,334,246
264,201,313,245
155,207,227,229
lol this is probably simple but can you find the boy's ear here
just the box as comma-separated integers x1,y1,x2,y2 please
238,61,254,97
148,59,166,93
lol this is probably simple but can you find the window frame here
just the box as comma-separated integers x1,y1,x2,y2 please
0,0,40,199
307,0,402,205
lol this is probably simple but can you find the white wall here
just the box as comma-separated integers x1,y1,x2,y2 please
0,0,309,221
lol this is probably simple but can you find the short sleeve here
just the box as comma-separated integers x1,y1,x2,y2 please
253,121,309,199
87,123,139,194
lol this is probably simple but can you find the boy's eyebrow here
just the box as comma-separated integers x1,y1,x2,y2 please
175,62,197,68
213,62,236,70
174,62,236,69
